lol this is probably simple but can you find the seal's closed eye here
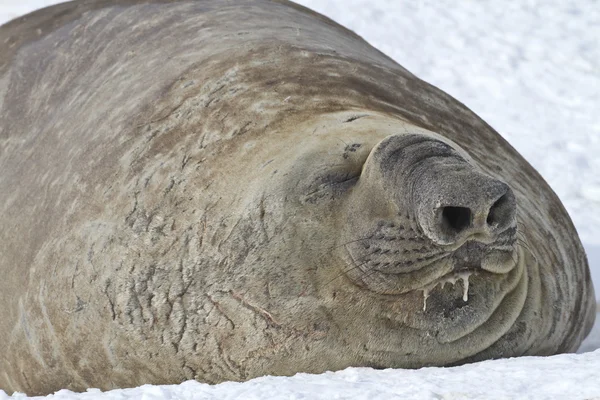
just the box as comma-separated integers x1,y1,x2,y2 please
301,170,359,204
295,140,372,204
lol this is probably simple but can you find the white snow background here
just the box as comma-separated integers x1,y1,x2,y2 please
1,0,599,399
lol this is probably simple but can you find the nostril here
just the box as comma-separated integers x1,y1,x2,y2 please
442,206,472,234
486,193,513,228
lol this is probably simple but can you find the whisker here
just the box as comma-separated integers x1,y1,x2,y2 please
323,247,452,289
509,247,519,266
516,237,539,265
359,267,389,287
522,244,539,265
323,256,374,288
334,235,375,250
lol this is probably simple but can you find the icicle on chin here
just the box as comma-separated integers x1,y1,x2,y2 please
421,271,472,311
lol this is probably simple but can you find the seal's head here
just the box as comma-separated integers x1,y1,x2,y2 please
253,111,528,368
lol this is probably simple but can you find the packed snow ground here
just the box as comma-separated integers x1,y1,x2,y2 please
3,351,600,400
1,0,599,399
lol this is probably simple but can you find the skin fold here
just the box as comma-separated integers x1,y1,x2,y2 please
0,0,595,395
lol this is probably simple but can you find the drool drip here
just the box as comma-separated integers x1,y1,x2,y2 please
422,271,472,311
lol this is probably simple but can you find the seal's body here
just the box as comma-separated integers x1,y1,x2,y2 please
0,0,595,395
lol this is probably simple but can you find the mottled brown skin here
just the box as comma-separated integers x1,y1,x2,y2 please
0,0,595,396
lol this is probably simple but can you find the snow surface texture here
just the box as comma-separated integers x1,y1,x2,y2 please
3,352,600,400
1,0,599,399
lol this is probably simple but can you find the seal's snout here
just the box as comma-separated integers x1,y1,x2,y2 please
414,167,517,246
373,135,520,247
364,134,517,247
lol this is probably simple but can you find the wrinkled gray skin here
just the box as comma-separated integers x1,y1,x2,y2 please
0,0,595,396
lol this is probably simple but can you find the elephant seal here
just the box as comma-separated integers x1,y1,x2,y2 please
0,0,595,395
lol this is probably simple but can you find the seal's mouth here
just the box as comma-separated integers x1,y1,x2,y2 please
342,221,519,298
418,232,519,309
411,243,517,307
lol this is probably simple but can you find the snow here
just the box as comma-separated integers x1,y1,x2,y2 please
3,352,600,400
1,0,599,399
